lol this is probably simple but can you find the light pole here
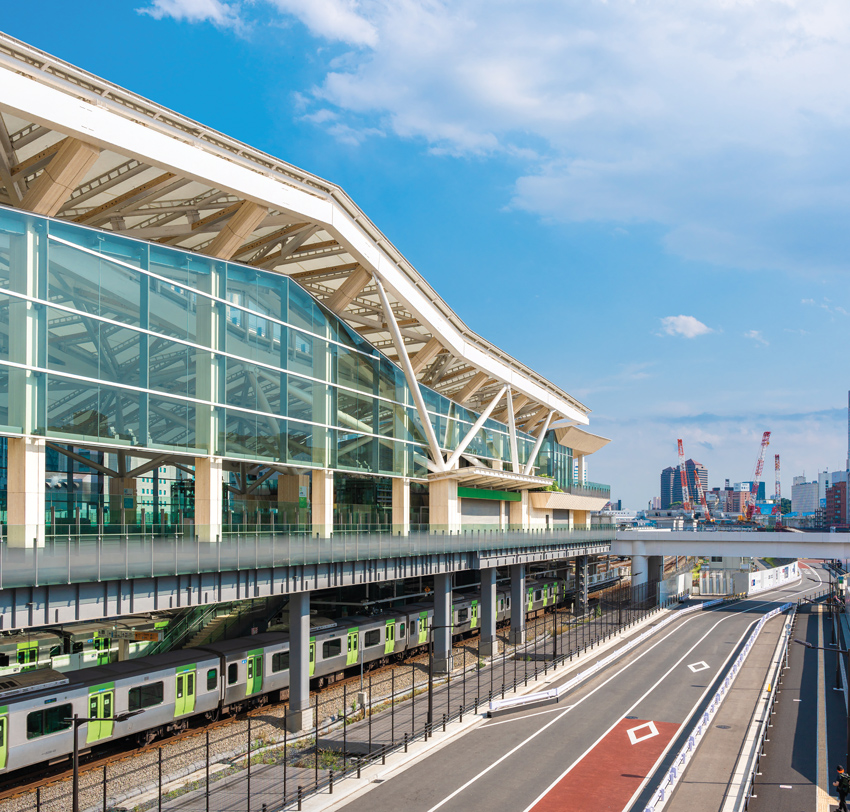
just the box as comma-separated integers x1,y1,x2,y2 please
795,638,850,764
66,710,144,812
427,623,453,730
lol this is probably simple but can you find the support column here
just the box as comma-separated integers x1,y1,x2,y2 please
108,477,137,526
311,469,333,537
575,555,589,616
277,473,308,526
576,454,587,486
286,591,314,733
7,437,45,548
392,477,410,536
432,573,453,674
429,478,460,533
479,567,499,656
509,491,529,530
631,554,648,602
509,563,526,644
194,457,223,543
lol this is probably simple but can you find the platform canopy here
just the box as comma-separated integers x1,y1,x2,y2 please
0,33,589,436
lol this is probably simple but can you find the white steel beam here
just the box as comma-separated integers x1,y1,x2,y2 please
523,411,554,475
506,386,520,473
373,274,445,471
445,385,508,471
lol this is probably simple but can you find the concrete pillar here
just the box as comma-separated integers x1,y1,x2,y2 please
575,555,589,616
432,573,453,674
7,437,45,548
429,478,460,533
509,491,529,530
286,591,314,733
311,469,333,537
480,567,499,656
509,563,526,644
392,477,410,536
576,454,587,486
194,457,223,543
277,473,308,525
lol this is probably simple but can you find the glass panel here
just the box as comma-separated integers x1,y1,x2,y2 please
287,375,313,423
150,244,218,296
337,432,376,473
337,390,374,433
148,394,196,451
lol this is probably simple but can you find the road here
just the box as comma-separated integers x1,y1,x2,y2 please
334,565,827,812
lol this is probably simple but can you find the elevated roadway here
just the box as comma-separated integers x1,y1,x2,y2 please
328,565,827,812
614,530,850,559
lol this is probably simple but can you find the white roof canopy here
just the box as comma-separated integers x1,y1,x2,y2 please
0,33,590,430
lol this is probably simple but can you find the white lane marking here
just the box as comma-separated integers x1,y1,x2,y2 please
804,563,823,585
688,661,710,673
780,784,793,788
425,567,826,812
422,611,707,812
627,721,660,745
485,705,574,727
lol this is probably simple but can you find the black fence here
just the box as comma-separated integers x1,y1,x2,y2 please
25,579,674,812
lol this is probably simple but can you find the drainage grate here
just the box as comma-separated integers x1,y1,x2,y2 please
626,716,638,719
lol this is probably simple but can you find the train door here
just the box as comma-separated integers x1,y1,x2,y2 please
309,640,315,677
86,689,115,744
16,642,37,671
346,630,359,666
0,715,7,769
384,621,396,655
418,612,428,645
176,668,197,715
247,651,263,696
95,637,111,666
470,601,478,629
527,587,533,613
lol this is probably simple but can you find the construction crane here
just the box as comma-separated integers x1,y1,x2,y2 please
774,454,781,501
745,431,771,521
677,439,692,512
678,439,712,521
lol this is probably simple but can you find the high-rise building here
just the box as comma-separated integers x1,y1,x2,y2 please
659,459,708,508
825,481,848,528
660,466,677,509
792,476,820,514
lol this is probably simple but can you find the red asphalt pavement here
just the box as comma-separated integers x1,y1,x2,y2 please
529,717,679,812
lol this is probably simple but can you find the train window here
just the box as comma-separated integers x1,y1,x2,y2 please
247,660,253,680
207,669,218,690
0,654,7,667
26,704,72,739
410,620,416,635
272,652,290,672
457,609,469,622
399,623,405,637
534,591,542,602
73,642,84,654
323,639,342,658
17,649,36,665
129,682,164,711
228,663,238,685
49,645,62,658
364,630,380,647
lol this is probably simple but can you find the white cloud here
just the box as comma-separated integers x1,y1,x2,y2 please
141,0,850,271
138,0,240,27
744,329,769,346
658,315,713,339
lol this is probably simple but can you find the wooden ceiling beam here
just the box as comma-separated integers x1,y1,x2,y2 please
21,138,100,217
204,200,269,260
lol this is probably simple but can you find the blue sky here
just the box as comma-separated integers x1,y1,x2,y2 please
4,1,850,508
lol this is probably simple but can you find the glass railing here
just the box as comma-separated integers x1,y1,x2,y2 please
0,525,615,589
567,481,611,498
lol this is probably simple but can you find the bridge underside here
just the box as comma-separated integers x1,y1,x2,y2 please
614,531,846,559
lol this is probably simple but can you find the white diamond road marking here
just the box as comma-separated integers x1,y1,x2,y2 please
688,661,710,673
627,721,660,745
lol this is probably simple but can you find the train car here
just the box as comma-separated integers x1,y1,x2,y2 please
0,632,63,676
0,649,221,772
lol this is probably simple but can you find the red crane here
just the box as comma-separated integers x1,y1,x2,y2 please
745,431,771,521
677,439,692,513
678,439,712,521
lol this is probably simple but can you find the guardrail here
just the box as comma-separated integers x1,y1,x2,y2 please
0,526,615,589
642,601,795,812
488,598,727,714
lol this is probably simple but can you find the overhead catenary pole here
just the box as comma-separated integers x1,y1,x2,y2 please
372,274,445,471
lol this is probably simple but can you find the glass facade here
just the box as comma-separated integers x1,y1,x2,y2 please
537,433,574,491
0,206,538,478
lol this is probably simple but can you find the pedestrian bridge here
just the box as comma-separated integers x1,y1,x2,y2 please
613,530,847,559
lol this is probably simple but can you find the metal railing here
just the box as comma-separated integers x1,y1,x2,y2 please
0,525,615,589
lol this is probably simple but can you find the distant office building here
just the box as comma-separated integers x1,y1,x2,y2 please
826,481,848,528
792,476,820,514
734,481,766,501
659,460,708,508
650,496,662,510
819,470,849,501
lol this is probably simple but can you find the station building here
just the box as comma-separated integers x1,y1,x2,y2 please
0,34,616,730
